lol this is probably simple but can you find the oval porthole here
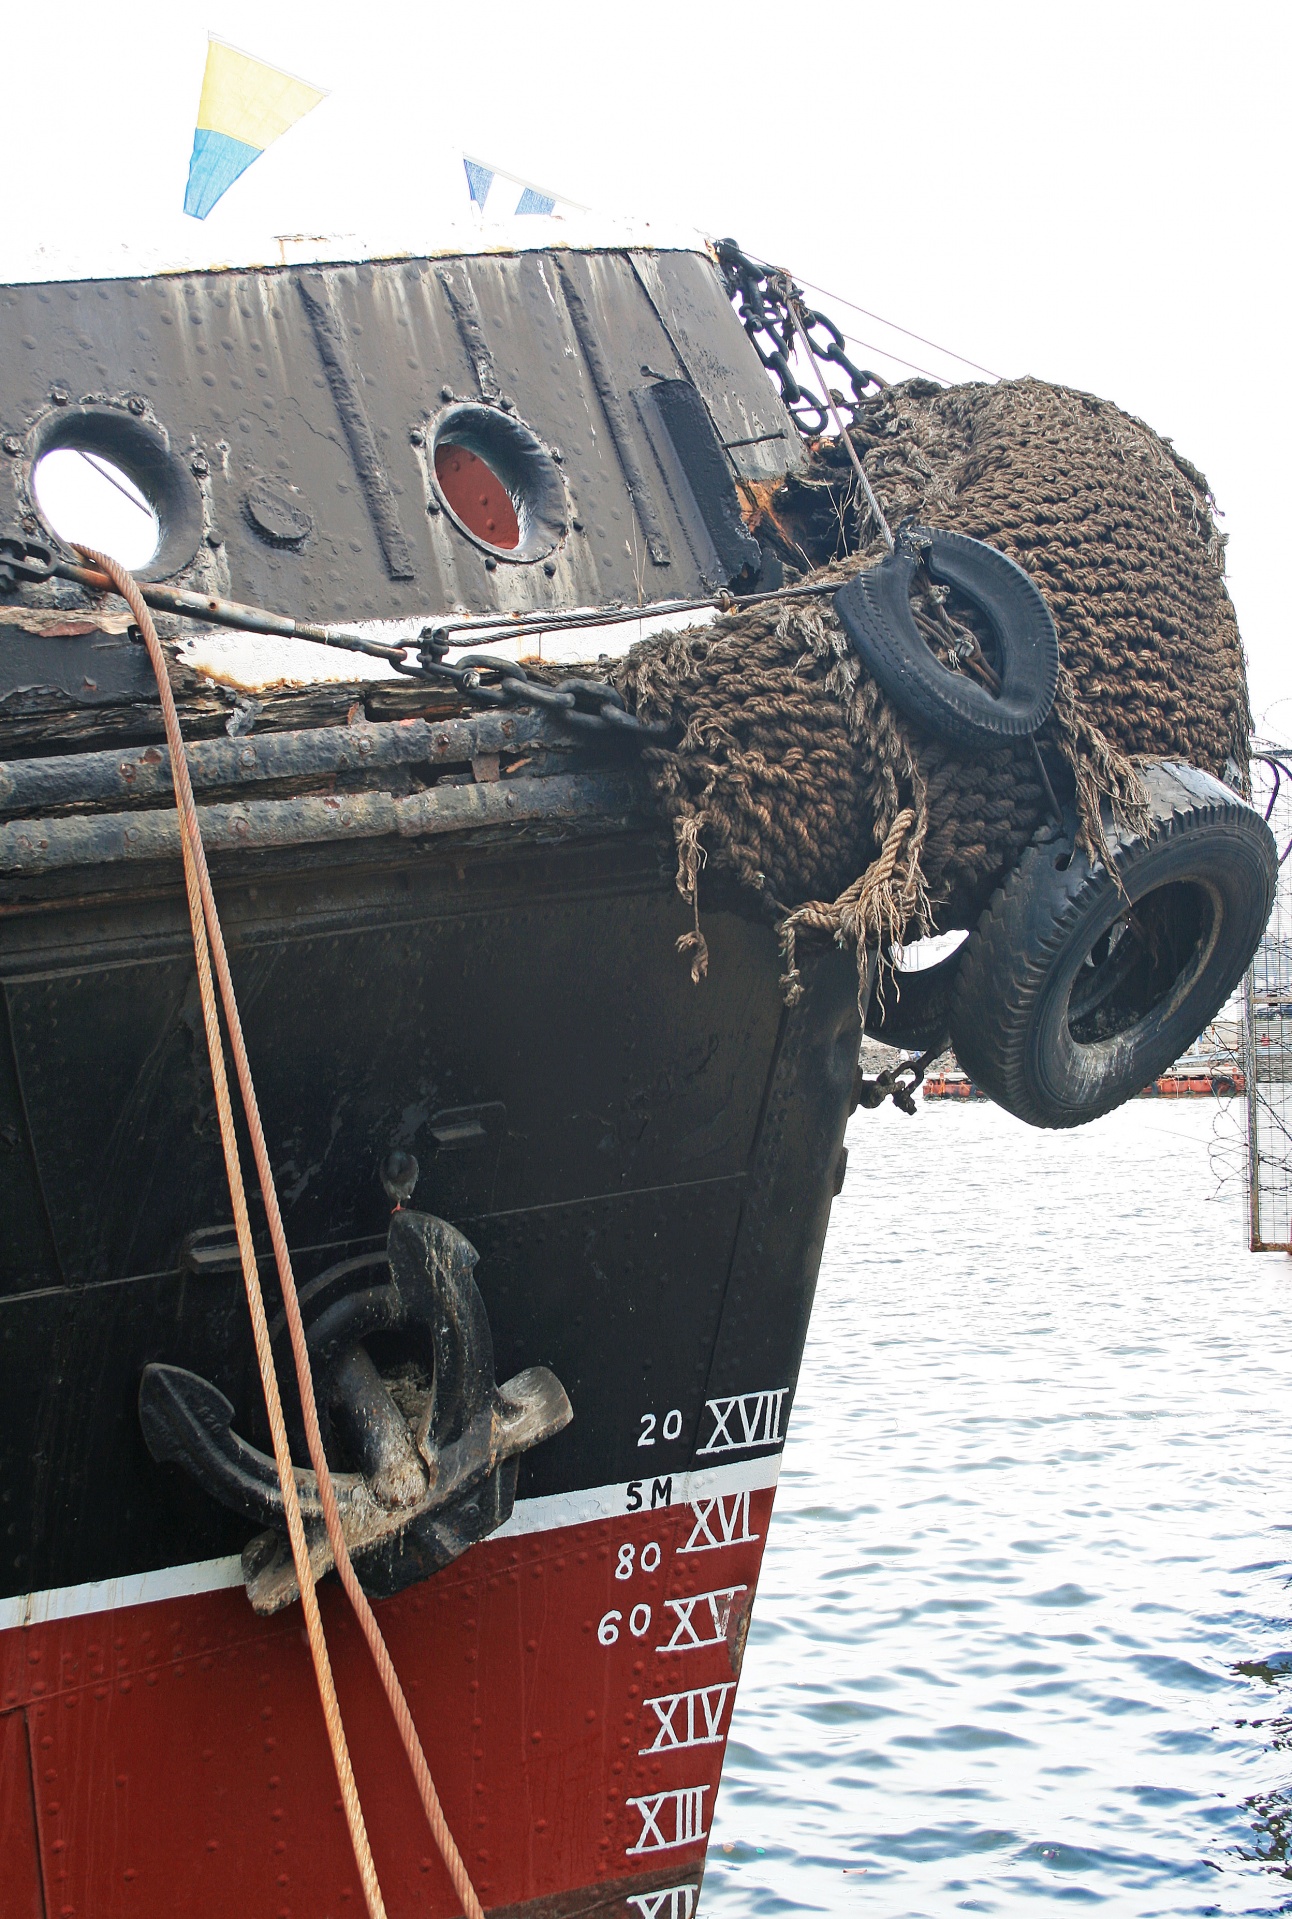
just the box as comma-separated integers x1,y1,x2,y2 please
28,405,203,581
33,446,160,571
430,404,565,563
435,443,520,551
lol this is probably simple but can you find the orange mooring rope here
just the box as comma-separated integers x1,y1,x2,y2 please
82,549,487,1919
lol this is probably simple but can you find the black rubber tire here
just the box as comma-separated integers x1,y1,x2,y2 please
948,762,1276,1129
867,939,965,1051
832,525,1059,751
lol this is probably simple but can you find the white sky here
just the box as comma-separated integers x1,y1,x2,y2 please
8,1,1289,727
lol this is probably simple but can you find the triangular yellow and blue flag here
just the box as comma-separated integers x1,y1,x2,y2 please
184,36,327,220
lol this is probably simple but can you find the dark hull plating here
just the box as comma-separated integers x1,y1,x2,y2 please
0,238,842,1917
0,820,858,1915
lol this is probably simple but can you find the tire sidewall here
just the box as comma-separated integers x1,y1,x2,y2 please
1021,823,1269,1124
840,531,1059,749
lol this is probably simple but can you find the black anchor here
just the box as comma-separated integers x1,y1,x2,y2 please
139,1207,571,1613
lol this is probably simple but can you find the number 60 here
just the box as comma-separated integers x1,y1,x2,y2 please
597,1604,651,1646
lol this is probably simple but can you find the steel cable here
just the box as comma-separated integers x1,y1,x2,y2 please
81,547,486,1919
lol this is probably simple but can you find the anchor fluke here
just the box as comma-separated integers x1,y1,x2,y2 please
139,1207,572,1612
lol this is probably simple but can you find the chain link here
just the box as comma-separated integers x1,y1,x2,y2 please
715,239,886,438
397,636,672,740
853,1042,942,1116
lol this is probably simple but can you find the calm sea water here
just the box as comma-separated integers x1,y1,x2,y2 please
705,1098,1292,1917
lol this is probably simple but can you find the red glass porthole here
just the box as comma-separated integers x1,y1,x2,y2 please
428,403,566,563
433,443,520,551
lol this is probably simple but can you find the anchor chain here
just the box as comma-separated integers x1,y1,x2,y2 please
396,632,673,738
715,238,887,437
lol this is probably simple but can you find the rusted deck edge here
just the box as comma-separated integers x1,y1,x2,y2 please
0,710,557,816
0,771,644,875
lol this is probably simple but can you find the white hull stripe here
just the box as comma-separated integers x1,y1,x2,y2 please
1,1555,246,1634
0,1453,780,1633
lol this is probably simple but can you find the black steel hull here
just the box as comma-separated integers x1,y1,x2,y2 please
0,810,857,1914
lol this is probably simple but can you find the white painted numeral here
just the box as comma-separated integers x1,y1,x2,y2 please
626,1886,698,1918
597,1604,652,1644
681,1490,758,1553
626,1785,709,1854
657,1585,747,1653
639,1682,736,1753
662,1408,683,1439
616,1540,662,1580
697,1389,786,1456
639,1414,656,1447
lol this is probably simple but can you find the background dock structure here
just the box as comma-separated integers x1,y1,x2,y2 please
1245,751,1292,1248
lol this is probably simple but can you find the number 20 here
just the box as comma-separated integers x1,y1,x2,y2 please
638,1409,683,1446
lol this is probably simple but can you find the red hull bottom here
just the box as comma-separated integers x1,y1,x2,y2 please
1,1472,776,1918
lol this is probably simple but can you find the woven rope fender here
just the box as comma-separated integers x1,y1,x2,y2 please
611,376,1249,1005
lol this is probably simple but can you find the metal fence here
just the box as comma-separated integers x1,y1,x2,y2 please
1245,750,1292,1250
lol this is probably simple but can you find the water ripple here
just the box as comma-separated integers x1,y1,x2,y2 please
704,1101,1292,1915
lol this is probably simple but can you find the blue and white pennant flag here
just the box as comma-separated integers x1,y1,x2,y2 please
462,154,586,218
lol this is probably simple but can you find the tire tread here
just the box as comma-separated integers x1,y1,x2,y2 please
948,767,1275,1128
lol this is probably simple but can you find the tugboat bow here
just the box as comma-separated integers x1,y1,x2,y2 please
0,231,1272,1917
